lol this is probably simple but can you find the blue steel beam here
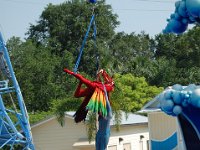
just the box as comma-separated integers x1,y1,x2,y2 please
0,32,35,150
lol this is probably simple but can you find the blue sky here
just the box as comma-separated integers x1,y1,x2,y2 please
0,0,176,41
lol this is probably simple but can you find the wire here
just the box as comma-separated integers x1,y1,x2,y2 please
1,0,175,12
114,8,173,12
1,0,176,5
0,0,47,5
132,0,175,3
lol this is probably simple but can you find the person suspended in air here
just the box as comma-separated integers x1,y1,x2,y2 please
63,68,114,123
64,68,114,150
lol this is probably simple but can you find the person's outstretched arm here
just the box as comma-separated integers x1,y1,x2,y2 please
64,68,94,88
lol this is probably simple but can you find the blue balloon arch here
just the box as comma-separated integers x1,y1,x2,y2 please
164,0,200,34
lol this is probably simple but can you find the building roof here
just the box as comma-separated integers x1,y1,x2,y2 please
31,111,148,129
139,94,161,113
66,111,148,126
112,112,148,125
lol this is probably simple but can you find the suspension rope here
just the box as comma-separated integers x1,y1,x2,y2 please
93,19,99,73
73,14,95,73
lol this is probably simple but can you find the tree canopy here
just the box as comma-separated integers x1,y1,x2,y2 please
27,0,119,77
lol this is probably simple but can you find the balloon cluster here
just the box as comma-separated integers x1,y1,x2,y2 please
159,84,200,116
89,0,97,3
163,0,200,34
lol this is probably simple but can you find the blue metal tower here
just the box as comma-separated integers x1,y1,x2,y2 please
0,32,35,150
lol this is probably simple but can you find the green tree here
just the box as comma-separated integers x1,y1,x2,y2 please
27,0,119,76
111,73,163,112
154,33,178,59
154,26,200,69
7,38,65,111
151,26,200,87
146,57,178,87
108,32,154,74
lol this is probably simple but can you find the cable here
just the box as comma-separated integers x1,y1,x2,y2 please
113,8,173,12
0,0,47,5
132,0,175,3
1,0,175,5
1,0,175,11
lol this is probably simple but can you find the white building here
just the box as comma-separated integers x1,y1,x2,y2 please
31,111,149,150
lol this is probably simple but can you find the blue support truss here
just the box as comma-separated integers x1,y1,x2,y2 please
0,32,35,150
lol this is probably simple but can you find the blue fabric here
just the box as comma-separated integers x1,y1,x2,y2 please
95,130,110,150
95,84,112,150
96,111,111,150
98,117,111,134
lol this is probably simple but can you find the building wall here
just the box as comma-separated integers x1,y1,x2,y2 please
109,124,149,150
148,111,177,140
32,117,149,150
148,111,180,150
32,117,88,150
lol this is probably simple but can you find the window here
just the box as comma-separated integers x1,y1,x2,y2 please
108,145,117,150
123,143,131,150
147,140,150,150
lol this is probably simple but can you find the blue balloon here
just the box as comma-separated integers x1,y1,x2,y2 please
181,18,188,24
172,84,183,91
158,93,165,100
164,90,173,99
180,90,187,99
182,100,189,107
186,0,200,18
188,15,196,23
162,99,174,112
89,0,97,3
173,105,182,115
175,13,182,20
170,13,175,19
168,19,188,34
185,93,190,99
172,91,182,104
165,24,173,33
178,1,188,17
190,88,200,107
184,84,196,91
163,0,200,34
175,1,181,8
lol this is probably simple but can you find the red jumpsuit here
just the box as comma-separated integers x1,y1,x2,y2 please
64,68,114,123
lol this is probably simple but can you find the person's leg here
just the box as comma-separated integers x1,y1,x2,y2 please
104,132,110,150
96,133,101,150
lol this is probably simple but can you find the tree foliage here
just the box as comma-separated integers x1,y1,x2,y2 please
7,38,65,111
27,0,119,77
107,32,154,74
152,26,200,86
111,73,163,112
